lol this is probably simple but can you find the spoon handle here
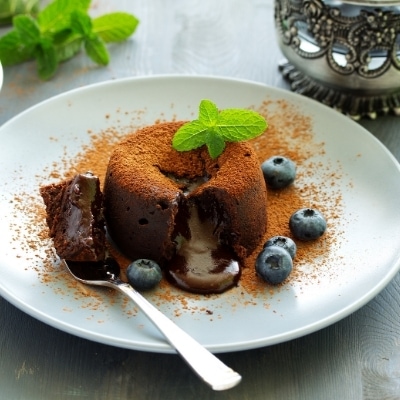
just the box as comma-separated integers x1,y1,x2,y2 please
114,281,241,391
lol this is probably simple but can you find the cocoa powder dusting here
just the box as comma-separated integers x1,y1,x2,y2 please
10,99,346,317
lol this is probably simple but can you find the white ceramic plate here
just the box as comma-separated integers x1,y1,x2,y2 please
1,76,400,354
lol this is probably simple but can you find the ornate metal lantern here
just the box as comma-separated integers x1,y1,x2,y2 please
275,0,400,119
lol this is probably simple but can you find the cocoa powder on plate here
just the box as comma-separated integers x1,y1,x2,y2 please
14,98,344,312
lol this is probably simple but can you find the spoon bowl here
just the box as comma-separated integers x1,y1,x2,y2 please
63,258,242,391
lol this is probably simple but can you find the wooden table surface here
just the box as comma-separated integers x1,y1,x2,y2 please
1,1,400,399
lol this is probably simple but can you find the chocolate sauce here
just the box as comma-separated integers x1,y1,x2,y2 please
166,205,241,294
65,173,100,241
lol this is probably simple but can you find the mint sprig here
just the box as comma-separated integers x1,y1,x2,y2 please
0,0,139,80
172,99,268,159
0,0,39,26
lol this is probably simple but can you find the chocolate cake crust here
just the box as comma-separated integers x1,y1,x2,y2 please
103,121,267,264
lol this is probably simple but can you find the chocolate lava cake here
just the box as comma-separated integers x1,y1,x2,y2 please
40,172,106,262
103,121,267,266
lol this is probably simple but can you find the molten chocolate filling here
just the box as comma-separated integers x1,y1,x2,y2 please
164,178,241,294
40,172,106,262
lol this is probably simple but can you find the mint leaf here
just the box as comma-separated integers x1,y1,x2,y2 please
206,130,226,159
12,14,58,79
0,0,39,26
172,120,209,151
172,100,268,159
69,10,109,65
13,14,40,45
70,10,92,37
93,12,139,43
217,109,268,141
37,0,90,33
0,30,33,65
35,38,58,80
84,34,109,65
198,98,219,126
54,32,82,62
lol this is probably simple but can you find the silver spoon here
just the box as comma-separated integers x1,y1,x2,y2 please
63,259,242,391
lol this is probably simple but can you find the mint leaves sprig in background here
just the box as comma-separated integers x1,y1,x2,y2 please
172,99,268,159
0,0,39,26
0,0,139,80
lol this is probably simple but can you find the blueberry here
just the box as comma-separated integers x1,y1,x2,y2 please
289,208,327,241
126,259,162,290
261,156,296,189
264,236,297,259
256,245,293,284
